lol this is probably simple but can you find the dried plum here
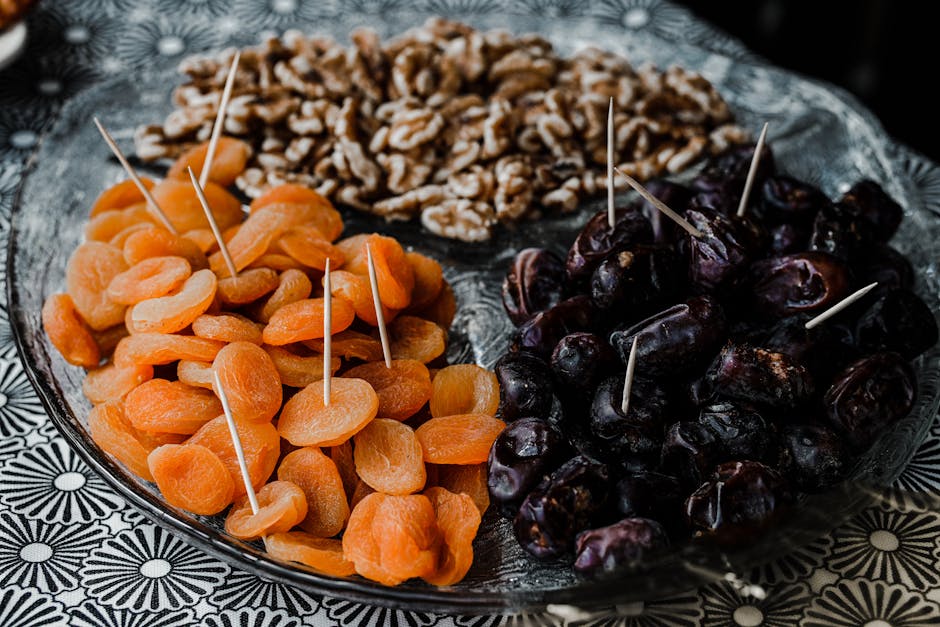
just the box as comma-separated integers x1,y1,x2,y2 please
511,295,596,359
615,471,684,526
808,202,873,262
495,352,556,422
691,142,775,194
839,179,904,241
777,423,851,492
858,244,914,292
502,248,567,326
551,332,617,395
590,374,672,437
566,208,653,286
758,175,827,225
705,343,814,409
573,518,670,576
855,289,939,359
748,252,850,318
768,223,809,255
661,421,722,488
684,208,756,291
697,402,776,464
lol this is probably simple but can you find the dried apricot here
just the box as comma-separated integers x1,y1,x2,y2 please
404,252,443,311
108,223,154,249
213,342,282,423
262,297,355,345
278,377,378,447
327,270,397,327
277,447,349,537
167,137,250,187
123,227,208,270
182,228,217,253
415,414,505,464
192,313,263,344
224,480,307,540
148,443,234,516
433,464,490,515
350,479,376,511
125,378,222,434
113,333,224,367
209,207,284,275
247,254,304,272
344,360,431,421
388,316,446,363
250,185,343,240
266,532,355,577
372,494,440,582
263,345,340,388
85,205,154,242
342,493,396,585
305,330,383,362
149,178,243,233
106,256,191,305
413,280,456,330
217,267,279,306
177,360,214,389
328,441,358,501
87,400,154,481
91,325,129,357
430,364,500,417
258,269,313,324
66,241,129,331
353,419,426,495
127,268,217,334
42,293,100,368
189,415,280,498
278,226,344,271
82,361,153,404
421,487,481,586
343,234,414,309
90,177,156,217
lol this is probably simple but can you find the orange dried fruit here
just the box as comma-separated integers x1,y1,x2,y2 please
122,227,208,270
209,207,284,275
263,345,340,388
125,378,222,434
404,252,443,312
388,316,446,363
278,226,345,271
113,333,224,367
305,330,383,362
224,480,308,540
66,241,129,331
371,494,440,583
108,223,154,249
191,313,263,344
421,487,481,586
327,270,398,327
189,415,280,498
413,280,456,330
266,532,355,577
247,253,304,272
42,293,100,368
126,268,217,334
250,184,343,240
148,443,234,516
106,256,192,305
342,234,414,309
278,377,378,447
430,364,500,417
213,341,282,423
415,414,505,464
85,205,154,242
90,177,156,217
328,441,358,502
82,362,153,404
149,178,243,233
262,297,355,345
342,493,395,585
87,400,155,481
217,267,280,306
277,447,349,537
344,360,431,422
181,228,217,253
353,419,426,495
91,325,129,357
257,269,313,324
167,137,250,187
177,359,214,389
433,464,490,515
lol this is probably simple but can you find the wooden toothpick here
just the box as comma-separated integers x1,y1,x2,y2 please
805,282,878,330
607,97,616,229
613,166,704,238
620,336,638,415
213,370,260,516
323,258,332,406
199,51,241,189
187,166,238,278
365,243,392,368
736,122,769,218
93,117,178,234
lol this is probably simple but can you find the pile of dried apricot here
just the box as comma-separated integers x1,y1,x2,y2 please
42,136,503,587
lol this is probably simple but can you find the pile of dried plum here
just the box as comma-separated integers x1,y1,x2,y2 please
487,143,939,577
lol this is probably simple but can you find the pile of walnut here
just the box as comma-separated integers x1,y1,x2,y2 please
136,18,745,242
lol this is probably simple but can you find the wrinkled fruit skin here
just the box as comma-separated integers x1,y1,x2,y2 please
684,209,755,292
661,421,722,488
573,517,670,576
855,289,939,360
692,143,775,196
859,244,914,291
839,179,904,242
590,375,671,438
513,456,610,559
502,248,567,326
758,175,827,225
635,179,693,244
615,471,684,532
495,352,556,422
777,423,850,493
824,352,916,451
511,296,596,360
706,343,814,409
610,295,727,377
809,202,873,262
685,460,793,545
748,252,850,318
566,208,653,286
487,417,570,516
697,402,777,464
551,332,618,396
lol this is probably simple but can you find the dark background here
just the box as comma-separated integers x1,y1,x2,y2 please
676,0,939,163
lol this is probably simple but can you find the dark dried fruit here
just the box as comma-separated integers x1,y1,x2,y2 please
685,460,793,545
855,289,939,359
661,421,721,488
502,248,567,326
858,244,914,292
566,208,653,286
551,332,617,395
705,343,814,409
573,518,670,576
824,352,916,451
692,143,775,195
748,252,850,318
777,423,851,493
495,351,556,422
513,456,610,559
511,296,596,359
808,202,873,262
634,179,693,244
697,402,776,463
758,175,827,225
610,295,727,377
768,223,809,255
684,208,755,291
590,374,671,438
839,179,904,242
615,471,683,524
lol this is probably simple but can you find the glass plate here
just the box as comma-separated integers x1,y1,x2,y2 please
7,9,940,614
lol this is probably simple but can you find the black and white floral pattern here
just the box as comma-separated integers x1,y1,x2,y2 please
0,439,125,523
2,1,940,625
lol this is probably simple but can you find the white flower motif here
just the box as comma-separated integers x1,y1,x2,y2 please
232,0,336,29
516,0,587,18
581,593,704,627
701,581,810,627
0,439,125,523
0,586,68,627
895,421,940,495
200,607,304,627
592,0,693,38
81,524,229,611
0,512,108,594
747,533,834,586
208,570,319,613
114,19,221,69
0,359,46,438
322,597,439,627
423,0,503,16
455,613,562,627
69,600,195,627
802,578,940,626
0,434,25,462
0,107,56,164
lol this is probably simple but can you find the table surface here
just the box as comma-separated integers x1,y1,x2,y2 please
3,1,940,625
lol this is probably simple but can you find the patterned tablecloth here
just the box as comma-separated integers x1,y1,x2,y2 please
3,1,940,625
